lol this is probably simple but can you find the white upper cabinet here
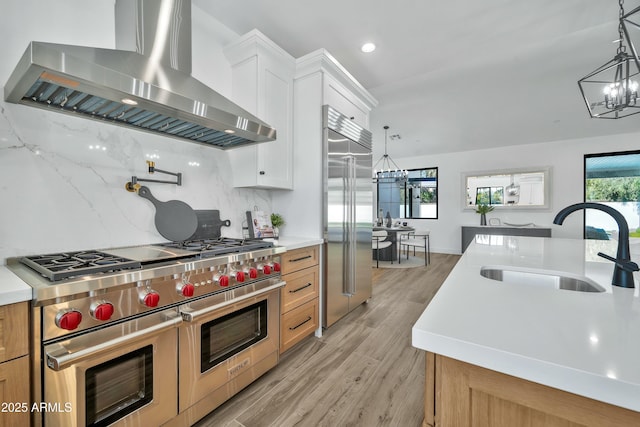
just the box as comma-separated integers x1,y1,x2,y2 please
294,49,377,129
268,49,378,238
224,30,296,189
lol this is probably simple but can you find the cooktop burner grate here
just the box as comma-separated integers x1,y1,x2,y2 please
20,251,142,281
159,237,274,258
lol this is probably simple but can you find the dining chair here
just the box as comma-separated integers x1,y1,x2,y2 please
372,230,393,268
399,230,430,266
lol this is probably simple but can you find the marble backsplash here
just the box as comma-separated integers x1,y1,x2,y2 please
0,101,272,263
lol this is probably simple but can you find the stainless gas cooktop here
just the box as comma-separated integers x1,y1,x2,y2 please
7,238,282,306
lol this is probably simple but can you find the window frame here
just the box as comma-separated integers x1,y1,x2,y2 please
376,166,438,220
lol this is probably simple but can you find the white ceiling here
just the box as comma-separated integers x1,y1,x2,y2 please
195,0,640,158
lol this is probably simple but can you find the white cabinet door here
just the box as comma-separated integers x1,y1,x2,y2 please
323,74,369,128
257,69,292,188
225,31,295,190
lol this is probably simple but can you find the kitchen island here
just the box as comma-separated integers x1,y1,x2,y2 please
412,235,640,426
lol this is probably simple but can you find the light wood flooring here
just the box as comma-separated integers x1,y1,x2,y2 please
195,252,461,427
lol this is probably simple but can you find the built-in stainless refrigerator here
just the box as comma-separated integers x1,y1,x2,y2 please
322,105,373,328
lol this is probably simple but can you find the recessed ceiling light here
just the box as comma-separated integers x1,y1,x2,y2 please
361,42,376,53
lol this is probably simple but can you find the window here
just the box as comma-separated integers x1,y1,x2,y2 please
584,150,640,240
377,167,438,220
475,186,503,205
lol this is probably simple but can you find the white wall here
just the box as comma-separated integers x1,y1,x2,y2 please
394,132,640,254
0,1,271,263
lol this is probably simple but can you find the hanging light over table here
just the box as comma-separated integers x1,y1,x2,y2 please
622,1,640,63
578,0,640,119
372,125,407,183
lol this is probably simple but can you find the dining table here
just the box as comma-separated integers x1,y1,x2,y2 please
372,226,415,262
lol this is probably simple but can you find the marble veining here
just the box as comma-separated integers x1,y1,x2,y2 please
0,101,272,262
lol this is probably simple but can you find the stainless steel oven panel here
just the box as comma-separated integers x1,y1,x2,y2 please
7,246,285,305
42,309,180,427
45,311,182,370
180,279,285,322
42,283,181,341
178,283,282,413
42,259,282,341
172,257,282,301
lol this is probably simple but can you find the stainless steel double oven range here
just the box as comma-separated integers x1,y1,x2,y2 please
7,238,285,427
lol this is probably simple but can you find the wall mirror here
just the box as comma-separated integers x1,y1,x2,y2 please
462,167,551,210
377,167,438,219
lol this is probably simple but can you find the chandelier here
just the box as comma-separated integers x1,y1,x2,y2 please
622,0,640,64
372,125,407,183
578,0,640,119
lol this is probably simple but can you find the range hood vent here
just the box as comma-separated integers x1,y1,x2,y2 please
3,0,276,149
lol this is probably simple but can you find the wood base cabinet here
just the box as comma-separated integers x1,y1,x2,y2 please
0,302,30,427
280,246,319,353
423,353,640,427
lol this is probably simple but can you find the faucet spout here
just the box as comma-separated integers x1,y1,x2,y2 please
553,202,636,288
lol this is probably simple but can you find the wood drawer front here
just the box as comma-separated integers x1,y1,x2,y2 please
281,246,318,275
0,355,30,426
0,302,29,363
281,267,318,313
280,298,318,353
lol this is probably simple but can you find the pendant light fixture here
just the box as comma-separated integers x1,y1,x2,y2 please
578,0,640,119
622,2,640,64
372,125,408,183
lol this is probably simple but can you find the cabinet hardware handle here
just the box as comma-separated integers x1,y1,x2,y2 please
291,255,312,262
289,316,313,330
289,283,312,293
259,171,265,175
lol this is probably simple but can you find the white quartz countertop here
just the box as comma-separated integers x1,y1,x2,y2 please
270,236,324,251
0,266,32,305
462,223,550,228
412,235,640,413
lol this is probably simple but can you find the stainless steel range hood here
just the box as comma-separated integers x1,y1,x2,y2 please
3,0,276,149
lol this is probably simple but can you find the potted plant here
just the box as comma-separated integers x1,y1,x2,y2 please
270,213,285,239
475,204,494,226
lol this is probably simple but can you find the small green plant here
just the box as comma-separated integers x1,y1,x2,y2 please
475,204,494,215
270,213,285,228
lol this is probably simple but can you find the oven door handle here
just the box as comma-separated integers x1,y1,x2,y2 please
181,280,285,322
44,312,182,371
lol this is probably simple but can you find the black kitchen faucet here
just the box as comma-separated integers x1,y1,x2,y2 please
553,202,638,288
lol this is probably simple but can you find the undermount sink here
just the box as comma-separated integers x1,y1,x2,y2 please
480,267,605,293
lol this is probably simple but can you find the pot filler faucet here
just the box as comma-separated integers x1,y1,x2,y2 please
553,202,639,288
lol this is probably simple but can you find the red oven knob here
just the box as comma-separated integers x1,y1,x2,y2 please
216,275,230,287
55,310,82,330
235,271,246,282
90,302,114,321
263,265,272,275
178,283,195,297
273,262,281,272
141,291,160,308
249,267,258,279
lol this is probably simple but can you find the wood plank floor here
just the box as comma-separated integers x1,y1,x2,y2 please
194,252,460,427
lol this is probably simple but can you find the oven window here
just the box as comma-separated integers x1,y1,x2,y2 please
86,345,153,427
201,300,268,372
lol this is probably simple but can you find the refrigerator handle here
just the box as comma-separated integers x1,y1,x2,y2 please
342,157,352,296
347,156,357,296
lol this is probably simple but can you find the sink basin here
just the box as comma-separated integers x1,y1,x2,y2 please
480,267,605,293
